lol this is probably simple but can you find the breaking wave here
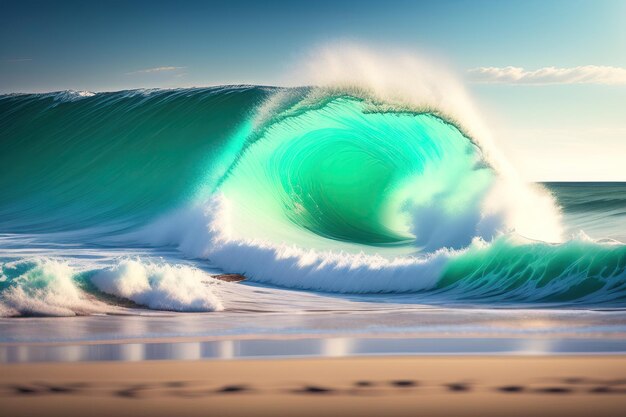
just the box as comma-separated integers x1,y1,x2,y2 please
0,258,223,317
1,45,624,310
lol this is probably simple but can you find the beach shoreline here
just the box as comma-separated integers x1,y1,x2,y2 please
2,355,625,417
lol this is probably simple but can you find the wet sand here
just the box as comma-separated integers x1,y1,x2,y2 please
1,356,626,416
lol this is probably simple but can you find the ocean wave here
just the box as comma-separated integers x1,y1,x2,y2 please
0,258,109,317
0,258,223,317
438,235,626,305
90,259,223,312
1,46,624,309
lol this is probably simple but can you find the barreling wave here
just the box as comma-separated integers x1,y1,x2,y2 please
1,46,625,310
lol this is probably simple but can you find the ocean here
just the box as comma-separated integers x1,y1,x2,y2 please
1,87,625,359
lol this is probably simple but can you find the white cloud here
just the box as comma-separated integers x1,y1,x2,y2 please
126,66,186,75
468,65,626,85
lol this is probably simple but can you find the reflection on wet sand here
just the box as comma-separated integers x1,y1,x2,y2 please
3,337,626,364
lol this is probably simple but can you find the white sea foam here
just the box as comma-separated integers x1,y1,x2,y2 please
0,258,223,316
90,259,223,312
0,258,108,317
51,90,96,103
143,196,457,293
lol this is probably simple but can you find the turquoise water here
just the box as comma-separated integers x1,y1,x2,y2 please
0,86,625,317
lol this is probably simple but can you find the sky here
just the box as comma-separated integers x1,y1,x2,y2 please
1,0,625,181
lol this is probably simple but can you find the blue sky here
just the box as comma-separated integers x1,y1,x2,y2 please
1,0,625,180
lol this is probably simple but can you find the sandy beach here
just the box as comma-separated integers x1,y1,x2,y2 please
2,356,626,417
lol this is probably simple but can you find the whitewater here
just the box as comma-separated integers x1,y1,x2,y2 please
1,46,625,319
